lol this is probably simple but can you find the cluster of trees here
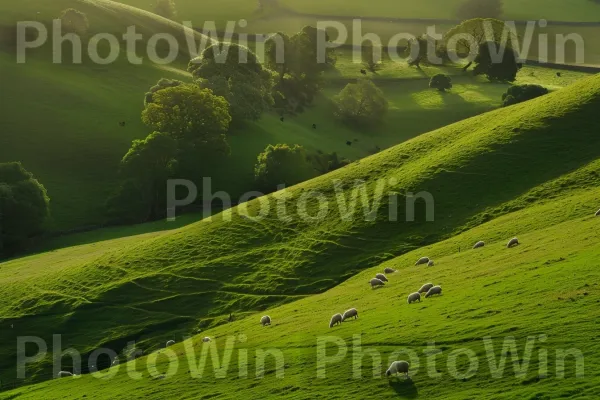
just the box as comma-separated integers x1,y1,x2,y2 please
108,83,232,223
188,43,274,124
501,84,549,106
254,145,349,192
400,18,522,82
0,162,50,257
439,18,521,82
108,27,338,222
265,26,337,115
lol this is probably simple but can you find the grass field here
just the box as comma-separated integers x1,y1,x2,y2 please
114,0,600,23
2,1,600,398
1,73,600,392
2,167,599,399
1,36,590,231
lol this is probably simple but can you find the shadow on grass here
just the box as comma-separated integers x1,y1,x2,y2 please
389,377,418,398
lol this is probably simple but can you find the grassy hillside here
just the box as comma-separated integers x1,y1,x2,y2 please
116,0,600,23
2,73,600,389
2,174,600,399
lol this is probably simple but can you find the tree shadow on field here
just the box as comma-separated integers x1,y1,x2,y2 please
389,378,418,398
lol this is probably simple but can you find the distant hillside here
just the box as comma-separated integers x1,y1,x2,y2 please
1,73,599,387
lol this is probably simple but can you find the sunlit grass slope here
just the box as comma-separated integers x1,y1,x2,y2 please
1,0,593,231
1,73,600,387
3,178,600,399
116,0,600,23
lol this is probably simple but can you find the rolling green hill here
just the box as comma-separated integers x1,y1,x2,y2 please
115,0,600,23
2,72,600,392
3,176,599,399
1,0,591,232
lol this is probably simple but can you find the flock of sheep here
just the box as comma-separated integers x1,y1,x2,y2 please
57,208,600,379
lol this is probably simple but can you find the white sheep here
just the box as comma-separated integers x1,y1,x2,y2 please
425,285,442,298
418,283,434,293
329,313,343,328
370,278,385,289
384,267,396,274
342,308,358,321
202,337,211,342
415,257,430,266
375,273,388,282
166,340,175,347
407,292,421,304
386,360,410,377
507,237,519,248
596,208,600,216
57,371,73,378
473,240,485,249
427,260,435,267
260,315,271,326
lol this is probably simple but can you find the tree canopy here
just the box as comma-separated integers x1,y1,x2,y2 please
144,78,185,106
254,144,317,192
502,84,549,106
0,162,49,256
107,132,178,223
265,26,337,114
333,79,389,128
188,43,273,123
141,84,231,142
430,74,453,92
473,41,522,82
59,8,89,35
444,18,519,59
154,0,177,20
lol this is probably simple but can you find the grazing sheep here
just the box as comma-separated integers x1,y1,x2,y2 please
415,257,430,266
427,260,435,267
596,208,600,216
342,308,358,321
57,371,73,378
260,315,271,326
375,273,388,282
473,241,485,249
202,337,211,342
329,313,343,328
407,292,421,304
166,340,175,347
425,285,442,298
507,237,519,248
384,267,396,274
386,360,410,377
370,278,385,289
418,283,434,293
